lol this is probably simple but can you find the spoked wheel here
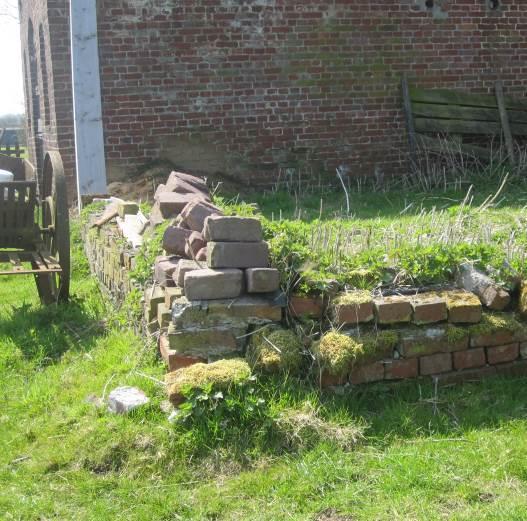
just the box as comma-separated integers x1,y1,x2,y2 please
36,151,70,304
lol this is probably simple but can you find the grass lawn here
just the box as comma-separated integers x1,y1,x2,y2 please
2,183,527,520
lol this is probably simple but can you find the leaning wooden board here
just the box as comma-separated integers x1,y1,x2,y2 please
402,77,526,164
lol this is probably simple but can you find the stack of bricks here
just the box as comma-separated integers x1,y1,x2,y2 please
316,288,527,387
147,215,284,371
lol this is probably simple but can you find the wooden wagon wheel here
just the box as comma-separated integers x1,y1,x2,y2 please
36,151,70,304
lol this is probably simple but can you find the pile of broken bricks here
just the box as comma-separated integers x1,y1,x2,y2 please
147,214,284,372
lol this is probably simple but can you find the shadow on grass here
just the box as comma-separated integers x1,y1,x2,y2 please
0,295,106,363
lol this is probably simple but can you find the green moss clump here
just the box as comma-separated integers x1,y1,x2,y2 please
469,313,527,336
333,290,372,306
166,359,251,405
247,326,304,375
446,325,469,343
356,330,399,362
314,332,363,376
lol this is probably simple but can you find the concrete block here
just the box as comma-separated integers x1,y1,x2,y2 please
154,256,180,287
108,387,149,414
180,200,223,232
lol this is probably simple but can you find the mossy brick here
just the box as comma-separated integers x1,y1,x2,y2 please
419,352,452,376
348,330,399,364
441,290,482,324
166,325,240,357
384,358,418,380
144,285,165,322
486,343,519,365
166,358,251,406
411,293,448,325
469,313,527,347
289,295,324,318
350,361,384,385
159,334,206,372
246,268,280,293
453,348,486,371
203,215,263,242
207,295,283,324
318,370,348,388
184,268,244,300
207,241,269,269
331,291,374,325
374,295,413,325
398,326,469,358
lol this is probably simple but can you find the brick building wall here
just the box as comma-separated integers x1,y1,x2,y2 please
19,0,76,194
20,0,527,193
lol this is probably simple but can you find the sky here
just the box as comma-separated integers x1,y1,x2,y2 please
0,2,25,115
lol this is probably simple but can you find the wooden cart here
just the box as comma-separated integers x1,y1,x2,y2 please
0,151,70,304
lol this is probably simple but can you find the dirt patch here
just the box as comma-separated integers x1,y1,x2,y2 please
315,508,355,521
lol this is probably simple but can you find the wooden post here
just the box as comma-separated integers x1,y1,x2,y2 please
495,80,516,166
402,75,418,167
70,0,108,208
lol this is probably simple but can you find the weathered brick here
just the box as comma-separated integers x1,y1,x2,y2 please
374,296,413,325
350,361,384,385
159,334,206,371
453,348,486,370
442,290,482,324
435,366,497,386
157,303,172,328
411,293,448,325
318,370,347,388
384,358,418,380
207,241,269,269
180,200,223,232
185,231,206,258
167,326,240,356
246,268,280,293
164,286,184,308
158,192,198,218
196,247,207,261
331,291,374,325
520,342,527,359
494,359,527,378
184,268,244,300
163,226,192,256
486,343,519,365
154,256,180,287
117,201,139,218
174,259,203,288
203,215,263,242
288,295,324,318
398,326,469,358
144,285,165,322
420,352,453,376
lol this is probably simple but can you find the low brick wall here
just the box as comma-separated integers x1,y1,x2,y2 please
82,213,139,305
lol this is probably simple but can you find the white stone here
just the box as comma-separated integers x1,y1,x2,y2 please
108,386,149,414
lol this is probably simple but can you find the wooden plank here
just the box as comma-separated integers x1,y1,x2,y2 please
412,102,501,122
495,80,516,165
414,117,527,136
70,0,108,206
410,87,527,112
402,75,418,165
416,134,492,160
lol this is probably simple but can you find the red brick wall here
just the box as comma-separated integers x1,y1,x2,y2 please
19,0,76,197
22,0,527,191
